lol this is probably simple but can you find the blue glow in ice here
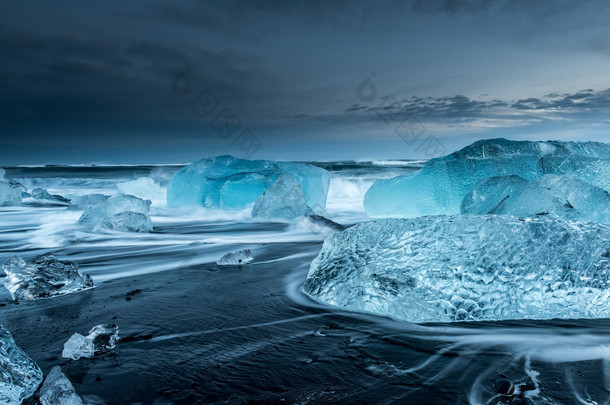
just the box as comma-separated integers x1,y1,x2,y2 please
461,175,610,223
167,156,330,212
364,139,610,218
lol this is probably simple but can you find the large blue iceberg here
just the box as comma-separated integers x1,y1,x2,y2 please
167,156,330,215
304,215,610,323
364,139,610,218
461,174,610,223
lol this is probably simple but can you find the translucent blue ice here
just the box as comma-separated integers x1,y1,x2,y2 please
252,174,308,219
167,155,330,212
461,175,610,223
2,254,93,301
364,139,610,218
0,325,43,404
39,366,82,405
304,215,610,323
78,194,152,232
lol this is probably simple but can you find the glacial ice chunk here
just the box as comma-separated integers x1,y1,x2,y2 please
62,334,95,360
167,155,330,212
461,175,610,222
0,182,22,207
86,324,119,353
252,174,308,219
364,138,610,218
39,366,82,405
78,194,152,232
30,188,71,205
67,194,109,210
217,249,254,266
0,324,43,404
62,325,119,360
0,168,4,181
304,215,610,323
2,254,93,301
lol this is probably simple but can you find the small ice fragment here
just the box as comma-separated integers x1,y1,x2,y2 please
86,324,119,353
2,254,93,301
0,324,43,404
62,334,95,360
252,174,308,219
39,366,82,405
62,324,119,360
217,249,254,266
78,194,152,233
30,188,71,204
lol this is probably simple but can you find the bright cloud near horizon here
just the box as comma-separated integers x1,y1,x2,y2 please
1,0,609,164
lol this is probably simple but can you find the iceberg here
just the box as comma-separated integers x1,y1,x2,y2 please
78,194,152,232
62,324,119,361
30,188,71,205
304,215,610,323
2,254,93,301
0,182,22,207
39,366,82,405
252,174,308,219
217,249,254,266
167,155,330,212
0,325,43,404
62,334,95,360
461,175,610,223
364,139,610,218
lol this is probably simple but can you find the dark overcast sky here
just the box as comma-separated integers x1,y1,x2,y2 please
1,0,609,164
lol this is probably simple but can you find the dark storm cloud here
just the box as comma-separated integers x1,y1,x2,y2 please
0,0,608,163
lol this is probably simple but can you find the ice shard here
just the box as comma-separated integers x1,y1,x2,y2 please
217,249,254,266
67,194,109,210
0,325,43,404
167,155,330,212
2,254,93,301
78,194,153,232
364,139,610,218
62,334,95,360
39,366,82,405
461,175,610,223
62,325,119,361
304,215,610,323
30,188,71,205
86,324,119,353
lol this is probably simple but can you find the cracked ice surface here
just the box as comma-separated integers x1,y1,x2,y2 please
0,325,43,404
364,138,610,218
304,215,610,323
2,254,93,301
